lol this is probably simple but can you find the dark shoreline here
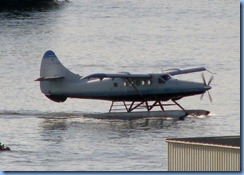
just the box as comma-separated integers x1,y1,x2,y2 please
0,0,68,10
0,142,10,151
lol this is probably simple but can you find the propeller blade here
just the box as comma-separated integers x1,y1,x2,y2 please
208,75,214,86
201,73,207,85
207,91,212,102
201,73,213,102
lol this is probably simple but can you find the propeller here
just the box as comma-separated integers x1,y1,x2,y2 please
200,73,213,102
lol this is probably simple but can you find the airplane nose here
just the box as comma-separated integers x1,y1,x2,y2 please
204,85,211,91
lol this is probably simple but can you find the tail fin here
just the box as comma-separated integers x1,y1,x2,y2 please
36,50,80,102
38,50,79,80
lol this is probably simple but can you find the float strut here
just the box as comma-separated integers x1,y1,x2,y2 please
158,101,165,111
109,101,114,113
172,100,185,111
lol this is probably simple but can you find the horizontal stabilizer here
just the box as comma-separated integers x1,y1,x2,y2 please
35,76,64,81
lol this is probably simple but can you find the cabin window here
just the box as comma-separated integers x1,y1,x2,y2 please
161,74,171,81
124,81,129,86
114,82,118,87
124,80,151,86
147,80,152,85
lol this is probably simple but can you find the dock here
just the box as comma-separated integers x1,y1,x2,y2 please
166,136,240,171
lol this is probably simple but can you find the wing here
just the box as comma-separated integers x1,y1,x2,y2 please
165,67,207,76
81,73,152,80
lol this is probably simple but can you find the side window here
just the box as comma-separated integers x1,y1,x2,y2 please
114,82,118,87
147,80,152,85
124,80,151,86
161,74,171,81
124,81,133,86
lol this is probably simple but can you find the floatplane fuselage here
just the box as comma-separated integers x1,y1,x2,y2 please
36,50,213,118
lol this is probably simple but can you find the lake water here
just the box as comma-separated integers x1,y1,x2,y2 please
0,0,240,171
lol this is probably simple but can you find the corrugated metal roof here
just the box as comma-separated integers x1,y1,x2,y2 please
166,136,240,148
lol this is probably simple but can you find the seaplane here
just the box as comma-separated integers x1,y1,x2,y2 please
35,50,214,120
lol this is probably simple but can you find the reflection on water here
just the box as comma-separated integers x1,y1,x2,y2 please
39,114,176,132
40,119,67,144
38,115,176,145
41,119,67,131
107,118,176,130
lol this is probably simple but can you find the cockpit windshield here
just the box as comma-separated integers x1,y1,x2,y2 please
161,74,171,81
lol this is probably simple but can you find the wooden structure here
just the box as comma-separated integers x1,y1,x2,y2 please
166,136,240,171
